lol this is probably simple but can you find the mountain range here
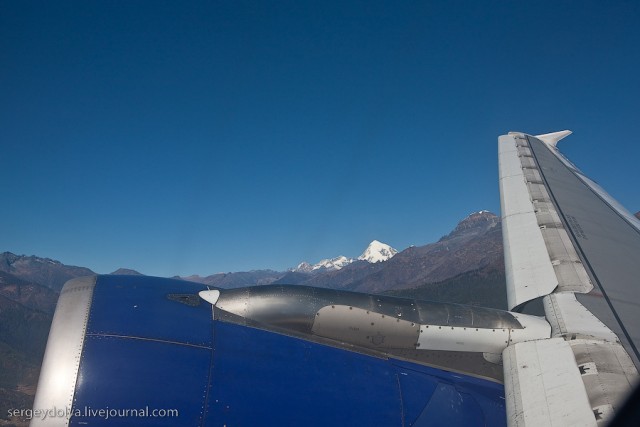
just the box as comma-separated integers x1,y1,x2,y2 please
179,211,503,300
4,210,638,296
0,211,505,300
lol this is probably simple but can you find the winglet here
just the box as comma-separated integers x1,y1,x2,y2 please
535,130,572,147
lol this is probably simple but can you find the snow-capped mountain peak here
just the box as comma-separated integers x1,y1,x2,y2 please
291,240,398,273
357,240,398,263
294,261,313,273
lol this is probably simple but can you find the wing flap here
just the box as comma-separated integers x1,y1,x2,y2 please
502,338,595,426
543,292,617,341
569,338,638,422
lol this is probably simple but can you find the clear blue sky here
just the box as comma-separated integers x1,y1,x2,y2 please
2,1,639,276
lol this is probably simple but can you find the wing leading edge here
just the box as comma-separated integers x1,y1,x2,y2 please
499,131,639,426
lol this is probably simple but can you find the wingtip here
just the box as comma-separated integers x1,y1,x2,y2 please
535,130,572,147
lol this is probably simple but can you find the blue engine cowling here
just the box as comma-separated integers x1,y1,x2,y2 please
31,275,506,426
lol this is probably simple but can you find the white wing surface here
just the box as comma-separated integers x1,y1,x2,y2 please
499,131,639,426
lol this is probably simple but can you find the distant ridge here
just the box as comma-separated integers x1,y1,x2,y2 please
0,270,59,420
0,252,95,292
180,270,284,288
1,211,504,293
110,268,143,275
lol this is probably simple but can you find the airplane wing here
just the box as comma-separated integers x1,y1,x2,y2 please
499,131,639,426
